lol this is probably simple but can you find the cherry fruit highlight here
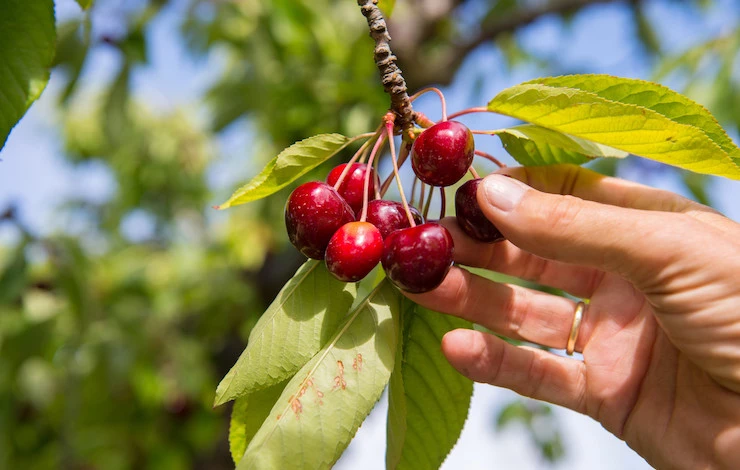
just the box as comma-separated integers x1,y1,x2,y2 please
285,182,355,260
381,222,454,293
411,120,475,187
325,221,384,282
326,163,379,215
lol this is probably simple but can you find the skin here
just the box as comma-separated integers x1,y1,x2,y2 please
407,165,740,470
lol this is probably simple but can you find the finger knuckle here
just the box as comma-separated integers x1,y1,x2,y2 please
505,287,530,336
523,351,546,398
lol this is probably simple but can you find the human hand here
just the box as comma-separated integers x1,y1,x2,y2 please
406,165,740,469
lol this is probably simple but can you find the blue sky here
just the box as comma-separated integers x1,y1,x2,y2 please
1,0,739,468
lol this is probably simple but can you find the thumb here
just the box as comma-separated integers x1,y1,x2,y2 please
476,174,696,287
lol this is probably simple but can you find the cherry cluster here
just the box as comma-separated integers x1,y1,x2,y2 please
285,118,503,293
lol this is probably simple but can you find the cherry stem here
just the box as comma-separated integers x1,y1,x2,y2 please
409,176,418,206
418,181,426,213
373,156,381,200
422,182,434,220
446,106,490,121
439,187,446,219
475,149,507,168
409,87,447,122
380,139,412,196
332,133,378,192
359,134,386,222
469,166,481,179
386,122,417,227
414,112,436,128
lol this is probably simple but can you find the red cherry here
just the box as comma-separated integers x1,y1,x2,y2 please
366,200,424,239
411,120,475,187
326,163,379,215
455,178,504,243
381,222,454,293
285,182,355,260
325,222,384,282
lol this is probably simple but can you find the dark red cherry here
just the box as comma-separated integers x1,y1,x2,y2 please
325,222,384,282
455,178,504,243
381,222,454,293
366,200,424,239
285,182,355,259
411,120,475,187
326,163,379,215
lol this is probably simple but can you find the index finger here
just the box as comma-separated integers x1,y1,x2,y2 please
498,165,737,233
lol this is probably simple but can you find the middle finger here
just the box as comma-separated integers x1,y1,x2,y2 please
440,217,604,299
406,266,593,351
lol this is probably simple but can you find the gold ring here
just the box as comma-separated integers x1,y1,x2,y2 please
566,301,586,355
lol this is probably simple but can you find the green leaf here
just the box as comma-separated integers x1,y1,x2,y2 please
496,124,627,166
0,0,56,149
229,380,288,464
75,0,94,9
387,306,474,470
488,75,740,179
529,75,740,168
216,133,359,209
237,280,402,470
214,261,357,406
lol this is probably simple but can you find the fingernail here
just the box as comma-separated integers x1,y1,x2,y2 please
480,174,528,212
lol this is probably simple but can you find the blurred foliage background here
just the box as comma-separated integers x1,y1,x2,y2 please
1,0,739,468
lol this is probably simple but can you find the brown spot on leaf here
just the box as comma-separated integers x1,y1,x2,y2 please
332,360,347,391
290,396,303,417
353,354,363,372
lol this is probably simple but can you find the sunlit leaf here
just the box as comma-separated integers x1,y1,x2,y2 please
496,124,627,166
229,381,288,464
237,280,402,469
216,134,362,209
529,75,740,168
214,261,357,406
488,75,740,179
386,306,473,470
0,0,56,149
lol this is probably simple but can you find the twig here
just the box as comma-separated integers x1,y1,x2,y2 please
357,0,415,136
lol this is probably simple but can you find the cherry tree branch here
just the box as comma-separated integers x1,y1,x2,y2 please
357,0,415,135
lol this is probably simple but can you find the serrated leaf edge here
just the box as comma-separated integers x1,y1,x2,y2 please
214,260,322,406
488,82,740,176
216,133,365,209
525,73,740,161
